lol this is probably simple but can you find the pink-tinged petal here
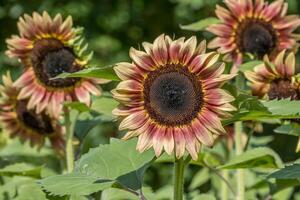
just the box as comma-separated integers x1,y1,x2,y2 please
82,81,101,96
112,106,144,116
215,5,235,23
195,40,206,55
261,0,284,21
111,91,143,107
75,86,91,105
181,126,198,160
114,62,144,81
251,82,270,97
199,108,226,135
115,80,143,92
152,126,166,157
13,69,34,87
189,52,217,73
27,87,45,109
163,128,174,155
206,24,232,37
275,16,300,30
129,48,156,71
17,83,37,100
208,37,228,49
52,13,63,32
58,15,73,36
208,103,237,113
137,127,154,152
274,50,286,77
280,2,288,17
179,36,197,65
205,89,235,105
142,41,154,55
198,62,224,80
6,37,33,50
244,71,265,83
36,92,52,113
119,110,148,130
152,34,168,66
253,64,277,80
174,127,185,159
169,37,185,64
224,0,245,17
203,74,236,89
254,0,265,17
191,119,214,147
284,52,295,77
122,130,140,140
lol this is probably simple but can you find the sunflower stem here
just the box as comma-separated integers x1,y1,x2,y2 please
64,107,75,173
221,170,229,200
235,74,245,200
174,157,185,200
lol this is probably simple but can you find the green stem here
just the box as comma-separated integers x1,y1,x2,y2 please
235,74,245,200
174,157,185,200
64,108,75,173
221,170,229,200
234,121,245,200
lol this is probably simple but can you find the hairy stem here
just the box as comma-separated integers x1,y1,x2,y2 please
64,108,76,173
174,157,185,200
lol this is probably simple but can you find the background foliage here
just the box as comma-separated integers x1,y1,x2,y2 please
1,0,300,199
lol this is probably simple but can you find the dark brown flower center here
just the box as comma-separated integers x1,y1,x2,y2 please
16,100,54,135
143,64,203,126
31,38,81,88
268,79,300,100
238,20,277,58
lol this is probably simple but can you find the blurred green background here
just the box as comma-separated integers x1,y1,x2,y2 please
1,0,300,199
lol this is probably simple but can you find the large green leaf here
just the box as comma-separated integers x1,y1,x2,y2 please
219,148,283,169
179,17,221,31
54,65,120,81
0,163,42,178
39,173,112,196
101,187,154,200
39,139,155,197
262,99,300,116
268,164,300,179
15,183,47,200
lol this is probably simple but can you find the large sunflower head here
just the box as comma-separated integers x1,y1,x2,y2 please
207,0,300,70
6,11,108,117
0,72,65,156
245,50,299,100
112,34,236,160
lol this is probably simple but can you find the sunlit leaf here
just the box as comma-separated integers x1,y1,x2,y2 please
274,124,300,136
219,147,283,169
39,139,155,196
180,17,221,31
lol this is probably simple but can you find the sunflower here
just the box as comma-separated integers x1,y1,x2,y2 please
244,50,299,100
0,72,65,155
6,11,107,117
112,34,236,160
207,0,300,72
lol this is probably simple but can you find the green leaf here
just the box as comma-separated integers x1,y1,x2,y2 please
268,164,300,179
180,17,221,31
15,183,47,200
189,168,210,190
239,61,263,72
54,65,120,81
39,139,155,196
262,99,300,116
219,147,283,169
76,138,155,191
274,124,300,136
64,102,90,113
192,194,216,200
39,173,113,196
101,187,154,200
0,163,42,178
91,96,119,117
